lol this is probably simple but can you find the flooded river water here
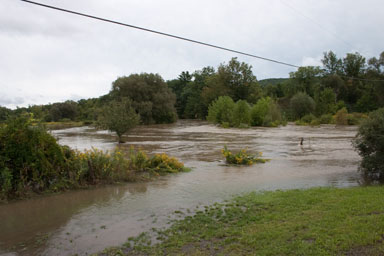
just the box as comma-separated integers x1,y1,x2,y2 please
0,120,361,255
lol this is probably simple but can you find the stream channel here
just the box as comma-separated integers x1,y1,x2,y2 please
0,120,361,255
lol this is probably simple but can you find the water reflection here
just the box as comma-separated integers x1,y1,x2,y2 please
0,120,361,256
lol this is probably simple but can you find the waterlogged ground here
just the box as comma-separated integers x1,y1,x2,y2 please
0,120,361,256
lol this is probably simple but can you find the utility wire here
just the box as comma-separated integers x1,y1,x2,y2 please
279,0,368,56
20,0,384,83
20,0,299,68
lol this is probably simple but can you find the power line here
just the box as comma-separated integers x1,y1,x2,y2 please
19,0,384,83
279,0,368,56
20,0,300,68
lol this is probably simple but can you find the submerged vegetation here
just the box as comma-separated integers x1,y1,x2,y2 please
0,116,188,202
221,146,268,165
101,186,384,256
97,98,140,143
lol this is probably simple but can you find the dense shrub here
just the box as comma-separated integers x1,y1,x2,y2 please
221,146,268,165
232,100,251,127
334,107,348,125
347,112,368,125
353,108,384,180
0,115,67,198
206,96,235,126
318,114,334,124
251,97,271,126
290,92,315,119
296,114,317,126
251,97,283,127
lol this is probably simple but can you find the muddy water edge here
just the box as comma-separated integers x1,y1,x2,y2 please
0,120,361,256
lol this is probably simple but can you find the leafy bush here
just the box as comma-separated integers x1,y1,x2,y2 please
334,107,348,125
0,115,67,199
251,97,283,127
221,146,268,165
250,97,270,126
318,114,334,124
314,88,337,116
290,92,315,119
233,100,251,127
98,98,140,143
148,153,187,174
297,114,316,125
347,112,368,125
353,108,384,180
64,147,132,185
206,96,235,125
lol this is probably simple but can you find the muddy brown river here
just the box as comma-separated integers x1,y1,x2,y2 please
0,120,361,256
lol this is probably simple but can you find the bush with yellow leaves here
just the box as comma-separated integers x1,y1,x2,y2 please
221,146,268,165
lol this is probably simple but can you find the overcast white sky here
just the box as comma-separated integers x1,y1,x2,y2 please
1,0,383,108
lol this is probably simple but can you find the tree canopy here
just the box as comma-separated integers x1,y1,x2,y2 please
111,73,177,124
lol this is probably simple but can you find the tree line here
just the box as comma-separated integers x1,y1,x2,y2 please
1,50,383,127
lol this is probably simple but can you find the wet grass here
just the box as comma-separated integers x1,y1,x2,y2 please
100,186,384,256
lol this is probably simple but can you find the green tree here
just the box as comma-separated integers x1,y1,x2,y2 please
342,52,366,78
48,101,78,122
0,106,12,122
167,71,192,118
251,97,282,126
99,99,140,143
321,75,346,101
110,73,177,124
233,100,251,127
322,51,342,75
314,88,337,115
289,66,322,97
202,58,261,104
183,67,215,119
206,96,235,126
353,108,384,180
356,90,378,113
290,92,315,119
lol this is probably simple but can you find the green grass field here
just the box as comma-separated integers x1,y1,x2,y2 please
101,186,384,256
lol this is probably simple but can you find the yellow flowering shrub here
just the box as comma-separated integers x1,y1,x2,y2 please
222,146,268,165
148,153,187,174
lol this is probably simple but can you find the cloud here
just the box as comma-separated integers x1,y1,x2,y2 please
0,95,25,109
301,56,322,67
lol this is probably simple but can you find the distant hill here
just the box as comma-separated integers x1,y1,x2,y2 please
258,78,289,87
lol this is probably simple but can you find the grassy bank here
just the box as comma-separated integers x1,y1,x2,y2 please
101,186,384,256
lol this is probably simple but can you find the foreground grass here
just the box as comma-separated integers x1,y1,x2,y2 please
101,186,384,256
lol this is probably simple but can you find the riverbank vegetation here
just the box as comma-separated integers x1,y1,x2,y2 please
98,98,140,143
0,116,188,202
1,50,383,129
100,186,384,256
353,107,384,181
